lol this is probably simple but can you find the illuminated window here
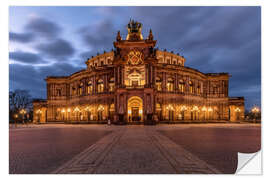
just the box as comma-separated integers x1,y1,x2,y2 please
78,83,83,95
189,81,193,93
179,79,185,93
87,81,93,94
197,85,201,95
109,77,115,92
167,78,174,92
156,77,162,91
97,79,104,93
72,86,76,96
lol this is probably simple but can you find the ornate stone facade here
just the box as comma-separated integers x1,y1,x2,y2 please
33,20,245,124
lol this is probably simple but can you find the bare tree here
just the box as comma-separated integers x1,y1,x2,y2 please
9,89,32,124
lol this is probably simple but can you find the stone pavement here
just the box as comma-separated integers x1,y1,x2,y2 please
52,126,221,174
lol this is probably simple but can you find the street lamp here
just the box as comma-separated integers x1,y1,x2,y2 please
74,107,80,122
67,108,71,122
166,104,174,123
235,107,241,121
20,109,27,123
36,109,42,123
180,105,187,121
192,106,199,121
202,106,207,121
207,107,213,122
251,106,260,123
14,114,18,127
85,106,91,122
61,108,66,122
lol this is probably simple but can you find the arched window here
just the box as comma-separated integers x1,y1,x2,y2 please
167,78,174,92
189,81,193,94
109,77,115,92
179,79,185,93
72,86,76,96
97,79,104,93
78,83,83,95
197,85,201,95
156,76,162,91
87,80,93,94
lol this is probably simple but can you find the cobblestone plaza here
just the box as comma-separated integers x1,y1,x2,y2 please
9,124,260,174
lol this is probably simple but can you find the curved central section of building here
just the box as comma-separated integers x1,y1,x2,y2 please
33,20,245,124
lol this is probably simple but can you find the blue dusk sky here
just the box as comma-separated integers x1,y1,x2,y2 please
9,6,261,110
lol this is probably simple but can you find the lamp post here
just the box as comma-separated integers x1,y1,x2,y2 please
202,106,207,122
85,106,91,122
67,108,71,123
166,104,174,123
180,105,187,121
192,106,199,121
14,114,18,127
20,109,27,124
235,107,241,121
207,107,213,123
251,106,260,123
61,108,66,122
74,107,80,122
36,109,42,123
97,105,104,123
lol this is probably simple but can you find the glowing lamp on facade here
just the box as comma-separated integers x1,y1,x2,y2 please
14,114,18,118
180,105,187,111
67,108,71,113
74,107,80,112
128,110,131,114
85,106,91,112
202,106,207,112
193,106,199,111
251,106,260,113
61,109,65,113
235,107,241,112
208,107,213,112
20,109,26,115
98,105,104,112
139,110,143,114
36,109,42,114
166,104,174,111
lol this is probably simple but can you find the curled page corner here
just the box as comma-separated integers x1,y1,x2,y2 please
236,150,262,174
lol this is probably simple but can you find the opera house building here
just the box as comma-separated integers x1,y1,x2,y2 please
33,20,245,124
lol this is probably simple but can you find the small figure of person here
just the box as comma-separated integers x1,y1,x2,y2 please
108,118,111,125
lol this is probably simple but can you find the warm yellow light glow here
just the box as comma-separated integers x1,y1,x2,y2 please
166,104,174,110
180,105,187,111
251,107,260,113
139,110,143,114
36,109,42,114
67,108,71,112
202,106,207,112
14,114,18,118
193,106,199,111
20,109,26,114
208,107,213,112
74,107,80,112
61,109,65,113
128,110,131,114
235,107,241,112
98,105,104,111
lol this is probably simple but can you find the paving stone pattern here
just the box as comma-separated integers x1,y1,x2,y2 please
52,126,221,174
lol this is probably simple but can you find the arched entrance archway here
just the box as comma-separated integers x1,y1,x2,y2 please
127,96,143,122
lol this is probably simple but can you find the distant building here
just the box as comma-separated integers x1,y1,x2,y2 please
33,20,244,124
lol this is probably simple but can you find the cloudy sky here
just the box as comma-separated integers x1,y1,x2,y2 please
9,6,261,110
